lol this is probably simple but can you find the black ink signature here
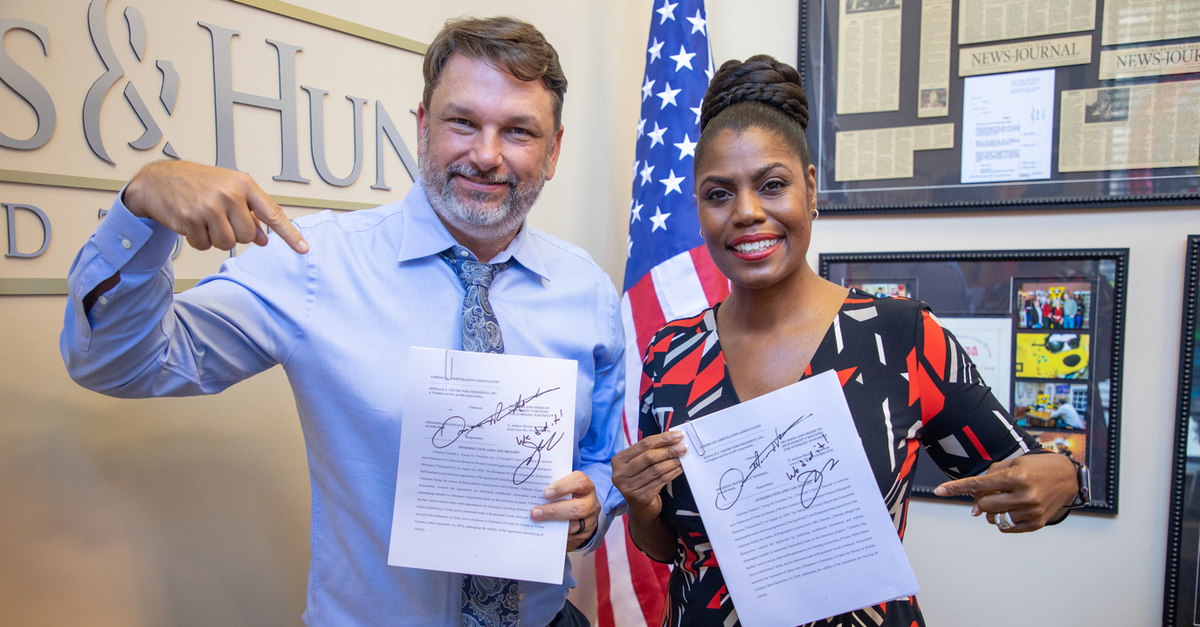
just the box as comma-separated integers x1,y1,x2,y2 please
714,413,811,510
513,431,565,485
788,458,839,508
430,387,560,449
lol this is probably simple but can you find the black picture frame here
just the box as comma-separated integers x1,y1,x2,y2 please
798,0,1200,214
1162,235,1200,625
819,248,1127,514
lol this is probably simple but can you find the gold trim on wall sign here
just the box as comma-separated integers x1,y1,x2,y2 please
0,169,124,192
226,0,428,54
0,170,379,211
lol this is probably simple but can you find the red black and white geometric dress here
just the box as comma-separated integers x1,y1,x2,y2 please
637,290,1039,627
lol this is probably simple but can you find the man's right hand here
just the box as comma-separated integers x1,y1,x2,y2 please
123,161,309,254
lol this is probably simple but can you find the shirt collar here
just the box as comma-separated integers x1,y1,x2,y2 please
396,181,550,281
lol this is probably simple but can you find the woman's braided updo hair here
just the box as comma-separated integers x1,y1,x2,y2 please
695,54,812,170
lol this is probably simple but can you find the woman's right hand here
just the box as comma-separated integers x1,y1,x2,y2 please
613,431,688,519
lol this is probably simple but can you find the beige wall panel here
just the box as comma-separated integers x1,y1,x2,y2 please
0,296,310,626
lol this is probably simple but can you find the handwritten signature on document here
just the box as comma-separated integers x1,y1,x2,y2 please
430,388,566,485
715,413,811,510
430,387,560,449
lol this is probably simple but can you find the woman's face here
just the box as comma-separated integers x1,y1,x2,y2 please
695,127,818,291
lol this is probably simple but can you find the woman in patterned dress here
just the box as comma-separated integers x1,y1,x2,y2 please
610,55,1082,627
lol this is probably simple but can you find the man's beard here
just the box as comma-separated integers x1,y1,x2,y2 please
419,131,552,243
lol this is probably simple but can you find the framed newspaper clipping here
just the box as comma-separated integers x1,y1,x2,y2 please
798,0,1200,214
819,248,1128,514
1163,235,1200,626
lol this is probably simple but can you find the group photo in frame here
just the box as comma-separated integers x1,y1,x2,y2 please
799,0,1200,214
820,249,1127,513
1163,235,1200,626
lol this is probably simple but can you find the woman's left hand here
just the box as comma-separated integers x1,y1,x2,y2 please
933,453,1079,532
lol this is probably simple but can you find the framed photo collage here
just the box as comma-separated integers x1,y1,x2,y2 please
821,249,1127,514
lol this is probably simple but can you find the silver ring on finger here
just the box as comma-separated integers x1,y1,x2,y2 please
995,511,1015,531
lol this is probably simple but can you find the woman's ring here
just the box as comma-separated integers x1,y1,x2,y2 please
996,511,1015,531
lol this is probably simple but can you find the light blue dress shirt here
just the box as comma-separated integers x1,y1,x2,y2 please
61,182,626,627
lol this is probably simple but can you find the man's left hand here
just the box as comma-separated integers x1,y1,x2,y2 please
530,471,601,552
933,453,1078,532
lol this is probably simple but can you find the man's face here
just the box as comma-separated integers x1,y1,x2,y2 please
417,53,563,244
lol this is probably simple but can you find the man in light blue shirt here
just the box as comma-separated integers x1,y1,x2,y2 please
60,17,624,627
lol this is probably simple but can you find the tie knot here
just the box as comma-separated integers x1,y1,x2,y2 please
439,248,510,355
439,250,510,289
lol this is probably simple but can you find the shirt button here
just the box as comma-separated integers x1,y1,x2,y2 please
121,238,132,249
98,296,109,306
459,250,469,257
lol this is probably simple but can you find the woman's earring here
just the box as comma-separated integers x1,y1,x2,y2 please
699,229,705,237
812,208,820,221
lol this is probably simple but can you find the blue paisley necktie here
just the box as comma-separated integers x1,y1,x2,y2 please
440,248,511,354
439,248,520,627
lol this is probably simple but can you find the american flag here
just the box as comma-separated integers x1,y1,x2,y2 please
594,1,729,625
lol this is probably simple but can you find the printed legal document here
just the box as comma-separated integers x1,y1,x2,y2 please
388,347,577,584
672,370,918,627
961,69,1055,183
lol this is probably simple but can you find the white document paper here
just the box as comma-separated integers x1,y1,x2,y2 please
938,317,1013,411
672,370,918,627
961,69,1055,184
388,347,577,585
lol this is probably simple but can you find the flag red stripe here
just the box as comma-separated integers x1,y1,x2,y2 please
689,246,730,305
595,543,616,627
628,274,668,363
625,526,670,622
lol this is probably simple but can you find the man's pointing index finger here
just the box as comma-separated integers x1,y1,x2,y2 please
248,189,309,254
